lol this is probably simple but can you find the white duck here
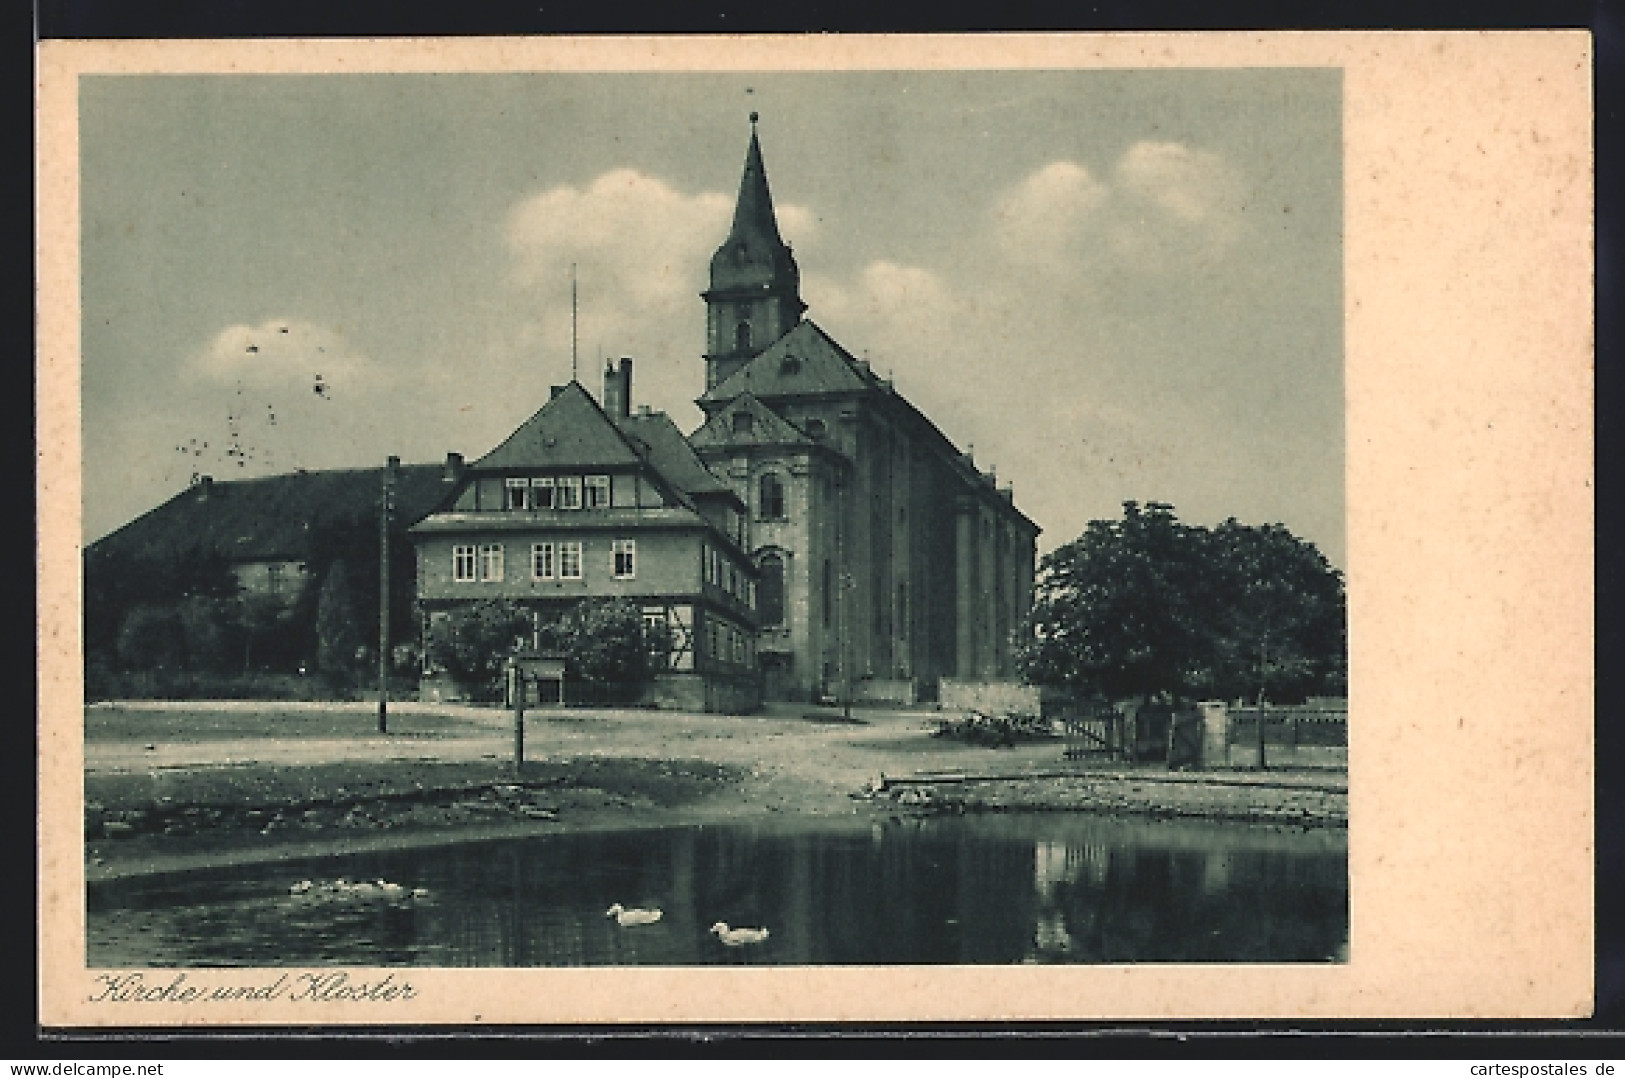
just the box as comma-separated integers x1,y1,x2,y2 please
710,921,770,946
606,903,663,926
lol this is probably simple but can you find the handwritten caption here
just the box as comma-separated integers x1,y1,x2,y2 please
88,971,418,1004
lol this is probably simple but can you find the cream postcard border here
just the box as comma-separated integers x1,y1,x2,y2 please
37,32,1594,1025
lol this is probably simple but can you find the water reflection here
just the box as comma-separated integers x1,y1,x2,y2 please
89,815,1347,967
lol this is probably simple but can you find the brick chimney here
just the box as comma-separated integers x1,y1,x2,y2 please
443,452,465,482
602,357,633,419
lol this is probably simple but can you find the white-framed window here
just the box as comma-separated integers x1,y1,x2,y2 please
585,474,610,509
559,541,583,580
453,544,477,582
479,544,505,582
531,542,555,580
504,478,529,510
557,476,582,510
532,477,555,510
613,539,636,580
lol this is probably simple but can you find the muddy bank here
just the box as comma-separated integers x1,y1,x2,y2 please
85,756,752,881
864,770,1347,827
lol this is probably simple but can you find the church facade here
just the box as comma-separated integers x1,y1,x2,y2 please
688,120,1040,704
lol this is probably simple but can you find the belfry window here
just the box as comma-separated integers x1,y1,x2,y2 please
735,321,752,352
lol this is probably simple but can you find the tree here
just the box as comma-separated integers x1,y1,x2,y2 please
425,599,533,701
116,605,186,674
538,598,654,703
1199,520,1346,704
1018,502,1346,705
177,595,231,675
315,559,365,686
1018,502,1210,703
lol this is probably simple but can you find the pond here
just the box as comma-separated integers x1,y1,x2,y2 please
88,814,1348,966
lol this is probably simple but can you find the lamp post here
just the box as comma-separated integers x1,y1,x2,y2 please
841,570,855,722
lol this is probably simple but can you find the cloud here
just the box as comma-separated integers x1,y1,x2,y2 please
987,142,1247,280
496,169,818,429
1108,141,1247,266
990,161,1110,271
193,319,377,388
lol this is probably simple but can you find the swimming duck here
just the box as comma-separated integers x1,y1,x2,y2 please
606,903,663,926
710,922,770,946
288,880,313,895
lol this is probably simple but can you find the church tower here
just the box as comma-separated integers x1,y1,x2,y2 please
703,114,806,391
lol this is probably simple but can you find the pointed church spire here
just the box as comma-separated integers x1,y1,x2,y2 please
727,112,785,247
703,114,807,391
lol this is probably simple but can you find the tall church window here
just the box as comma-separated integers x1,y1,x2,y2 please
758,553,785,627
759,473,786,520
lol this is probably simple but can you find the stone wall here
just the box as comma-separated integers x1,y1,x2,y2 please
938,678,1041,718
853,678,916,705
644,670,761,715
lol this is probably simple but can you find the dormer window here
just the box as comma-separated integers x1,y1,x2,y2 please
732,411,755,435
804,417,826,439
584,474,610,509
504,478,529,510
780,355,801,375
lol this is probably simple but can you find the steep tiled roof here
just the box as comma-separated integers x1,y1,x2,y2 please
87,464,458,564
688,391,815,451
697,320,876,404
472,382,644,472
615,410,736,500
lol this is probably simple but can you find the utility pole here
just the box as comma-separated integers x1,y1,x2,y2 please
378,457,395,735
1256,635,1269,771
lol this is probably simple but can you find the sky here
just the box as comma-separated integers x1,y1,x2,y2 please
79,69,1343,565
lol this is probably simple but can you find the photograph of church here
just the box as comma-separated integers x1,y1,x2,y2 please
68,60,1360,977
